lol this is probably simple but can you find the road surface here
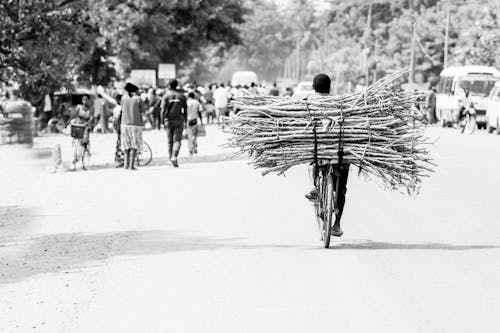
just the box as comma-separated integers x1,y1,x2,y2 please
1,126,500,332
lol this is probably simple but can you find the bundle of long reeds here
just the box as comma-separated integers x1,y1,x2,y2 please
223,72,433,193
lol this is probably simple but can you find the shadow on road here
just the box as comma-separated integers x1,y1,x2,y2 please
3,227,499,284
0,206,37,241
328,240,500,251
0,230,252,284
67,151,247,172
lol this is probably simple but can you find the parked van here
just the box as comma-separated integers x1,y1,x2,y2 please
436,66,500,128
486,81,500,134
231,71,258,87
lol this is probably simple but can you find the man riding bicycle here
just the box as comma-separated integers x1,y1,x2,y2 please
458,88,476,121
305,74,349,238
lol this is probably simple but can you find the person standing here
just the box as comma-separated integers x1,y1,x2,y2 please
186,92,203,155
426,86,437,124
213,83,229,127
162,79,187,167
121,83,144,170
94,93,109,133
42,93,52,132
269,82,280,96
149,89,162,130
112,93,124,167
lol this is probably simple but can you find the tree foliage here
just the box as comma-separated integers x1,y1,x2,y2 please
0,0,247,100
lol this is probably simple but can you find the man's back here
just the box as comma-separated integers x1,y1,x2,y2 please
121,94,143,126
164,91,187,123
213,87,228,108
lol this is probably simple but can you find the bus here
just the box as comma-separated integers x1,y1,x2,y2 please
436,66,500,128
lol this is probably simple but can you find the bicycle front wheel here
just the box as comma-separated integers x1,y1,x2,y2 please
136,141,153,167
81,146,90,170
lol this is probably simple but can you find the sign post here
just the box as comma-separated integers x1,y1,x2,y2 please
158,64,176,86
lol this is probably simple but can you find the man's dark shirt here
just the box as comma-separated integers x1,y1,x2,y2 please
162,91,187,125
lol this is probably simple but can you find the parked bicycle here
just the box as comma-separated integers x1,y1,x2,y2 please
136,141,152,167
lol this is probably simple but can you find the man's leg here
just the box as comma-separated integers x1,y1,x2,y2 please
332,166,349,237
166,124,174,159
193,125,198,153
305,164,318,201
170,125,183,167
187,124,194,155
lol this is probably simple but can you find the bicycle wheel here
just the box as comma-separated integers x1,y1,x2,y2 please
81,145,90,170
466,117,477,134
322,171,335,248
313,172,324,241
72,140,79,171
136,141,153,167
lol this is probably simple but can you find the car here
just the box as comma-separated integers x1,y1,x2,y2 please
486,81,500,134
292,81,313,99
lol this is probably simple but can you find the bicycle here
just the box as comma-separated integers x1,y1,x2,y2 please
458,109,477,135
136,141,153,167
308,111,348,248
312,164,348,248
70,120,91,171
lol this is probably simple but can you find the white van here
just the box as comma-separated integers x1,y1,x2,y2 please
486,81,500,134
436,66,500,128
231,71,258,87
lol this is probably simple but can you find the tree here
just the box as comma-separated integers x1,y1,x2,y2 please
0,0,93,101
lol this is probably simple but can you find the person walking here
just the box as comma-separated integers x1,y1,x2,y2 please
213,83,229,128
186,92,203,155
204,84,215,124
121,83,144,170
162,79,187,167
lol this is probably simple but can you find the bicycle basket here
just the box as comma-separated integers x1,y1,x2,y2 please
70,124,86,139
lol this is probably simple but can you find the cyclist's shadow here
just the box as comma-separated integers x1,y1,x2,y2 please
326,240,500,251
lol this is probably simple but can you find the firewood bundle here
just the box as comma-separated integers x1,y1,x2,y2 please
223,72,434,193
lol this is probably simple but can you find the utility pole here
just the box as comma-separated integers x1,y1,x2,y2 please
18,0,24,19
364,2,373,84
409,0,417,83
322,22,329,72
444,7,450,68
296,38,301,81
497,0,500,28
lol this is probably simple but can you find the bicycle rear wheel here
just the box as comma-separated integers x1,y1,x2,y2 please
136,141,153,167
321,172,335,248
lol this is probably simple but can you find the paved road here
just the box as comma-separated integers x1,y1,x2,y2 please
1,126,500,332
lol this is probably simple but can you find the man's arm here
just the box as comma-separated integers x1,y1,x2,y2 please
182,95,188,124
198,102,203,124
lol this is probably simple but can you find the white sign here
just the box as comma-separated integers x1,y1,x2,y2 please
158,64,176,79
130,69,157,87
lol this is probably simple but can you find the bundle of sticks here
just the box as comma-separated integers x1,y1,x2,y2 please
223,72,433,193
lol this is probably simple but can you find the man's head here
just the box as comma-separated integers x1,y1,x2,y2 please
169,79,178,91
188,92,195,99
313,73,331,94
124,82,139,94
